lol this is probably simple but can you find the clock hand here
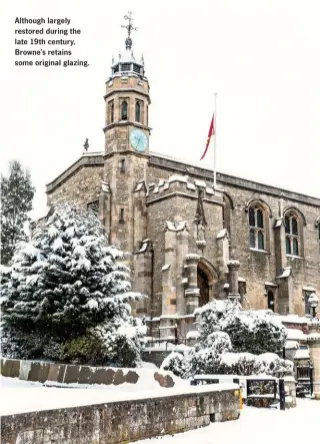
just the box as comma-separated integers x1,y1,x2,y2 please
135,136,141,150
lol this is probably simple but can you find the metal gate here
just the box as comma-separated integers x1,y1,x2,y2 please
296,362,313,397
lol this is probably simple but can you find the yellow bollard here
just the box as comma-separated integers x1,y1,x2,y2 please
239,389,243,410
234,389,243,410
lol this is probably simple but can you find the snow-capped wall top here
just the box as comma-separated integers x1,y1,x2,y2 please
147,176,221,203
286,329,307,341
294,348,309,359
277,314,309,325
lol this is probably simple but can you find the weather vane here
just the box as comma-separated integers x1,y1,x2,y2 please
121,11,138,50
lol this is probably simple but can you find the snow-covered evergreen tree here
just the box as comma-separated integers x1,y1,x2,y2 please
1,204,146,366
1,160,35,265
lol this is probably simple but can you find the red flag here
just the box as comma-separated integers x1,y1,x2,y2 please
200,115,215,160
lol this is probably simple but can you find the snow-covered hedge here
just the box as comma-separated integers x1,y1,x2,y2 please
161,301,292,379
196,300,287,355
162,348,293,379
1,204,146,367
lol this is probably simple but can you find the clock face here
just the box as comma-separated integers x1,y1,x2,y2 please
129,129,148,153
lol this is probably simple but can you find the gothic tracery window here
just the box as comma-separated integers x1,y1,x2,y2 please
249,205,265,250
285,213,299,256
121,101,128,120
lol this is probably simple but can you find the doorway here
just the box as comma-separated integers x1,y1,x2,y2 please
267,290,275,311
197,265,211,307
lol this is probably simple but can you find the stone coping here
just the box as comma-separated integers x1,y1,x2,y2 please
1,384,240,443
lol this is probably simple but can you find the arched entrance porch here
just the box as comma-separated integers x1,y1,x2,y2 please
197,258,219,307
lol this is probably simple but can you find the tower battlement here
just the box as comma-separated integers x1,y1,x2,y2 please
145,174,224,206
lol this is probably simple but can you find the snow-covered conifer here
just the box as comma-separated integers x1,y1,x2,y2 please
1,204,146,366
1,160,35,265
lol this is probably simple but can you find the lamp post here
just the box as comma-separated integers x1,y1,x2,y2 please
309,293,318,319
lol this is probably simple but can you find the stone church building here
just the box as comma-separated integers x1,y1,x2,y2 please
46,25,320,340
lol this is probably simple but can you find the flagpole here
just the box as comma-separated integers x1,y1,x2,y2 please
213,92,217,188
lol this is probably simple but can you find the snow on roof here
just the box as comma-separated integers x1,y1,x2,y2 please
302,285,316,292
194,179,207,188
279,315,309,324
274,218,283,228
238,277,246,283
286,329,307,341
168,174,188,184
205,187,214,195
186,182,196,191
265,281,277,288
277,267,292,279
294,348,310,360
285,340,299,350
216,228,228,239
165,221,188,232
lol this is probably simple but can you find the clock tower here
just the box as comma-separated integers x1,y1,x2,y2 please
102,12,151,252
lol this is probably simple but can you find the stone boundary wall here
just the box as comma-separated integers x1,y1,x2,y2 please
1,385,240,444
0,358,174,388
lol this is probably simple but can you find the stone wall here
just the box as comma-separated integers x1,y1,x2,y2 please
221,181,320,315
1,385,240,444
46,155,104,209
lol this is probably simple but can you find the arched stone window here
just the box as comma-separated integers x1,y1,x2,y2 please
249,205,265,250
121,101,128,120
285,213,300,256
135,101,141,122
110,101,114,123
316,217,320,241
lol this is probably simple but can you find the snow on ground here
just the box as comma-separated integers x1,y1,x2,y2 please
136,398,320,444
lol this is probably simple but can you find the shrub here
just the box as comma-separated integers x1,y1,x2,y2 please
63,331,107,365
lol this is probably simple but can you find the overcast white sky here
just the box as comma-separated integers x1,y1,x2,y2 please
1,0,320,217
